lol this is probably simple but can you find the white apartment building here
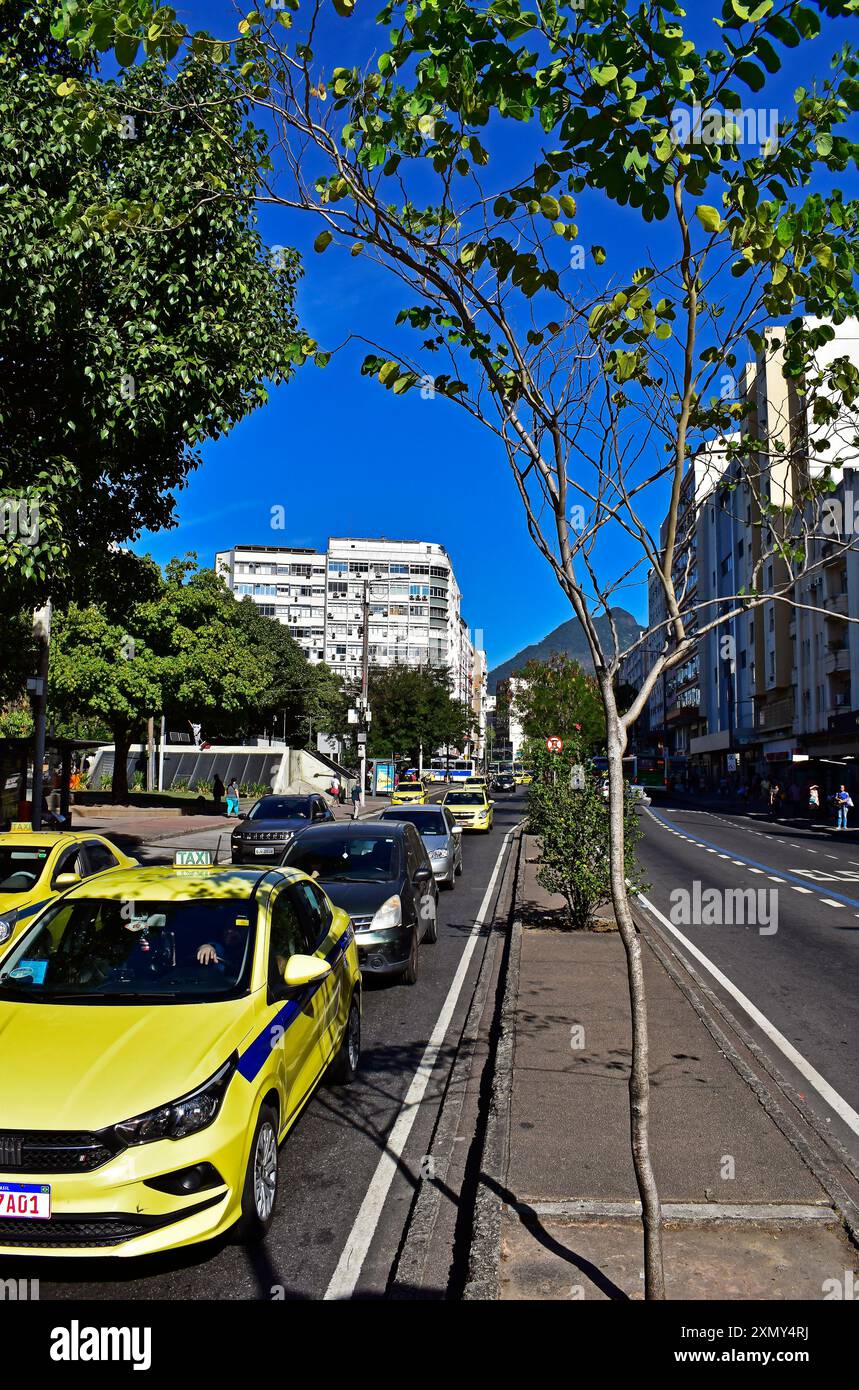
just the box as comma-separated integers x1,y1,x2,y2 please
216,536,481,710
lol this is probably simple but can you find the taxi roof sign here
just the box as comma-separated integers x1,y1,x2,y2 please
10,822,33,833
174,849,213,868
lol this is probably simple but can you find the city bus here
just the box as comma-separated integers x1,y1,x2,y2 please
427,756,475,783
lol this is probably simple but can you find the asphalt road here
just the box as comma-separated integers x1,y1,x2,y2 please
2,790,525,1301
635,795,859,1164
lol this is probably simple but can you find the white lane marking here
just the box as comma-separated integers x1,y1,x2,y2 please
819,899,846,909
747,868,764,875
637,891,859,1138
324,826,517,1300
792,886,813,894
732,860,744,866
768,877,785,884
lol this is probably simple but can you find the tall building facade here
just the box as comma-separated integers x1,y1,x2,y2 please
215,536,482,711
630,316,859,788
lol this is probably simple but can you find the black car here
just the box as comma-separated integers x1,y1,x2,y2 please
279,820,438,984
492,773,516,793
230,793,334,865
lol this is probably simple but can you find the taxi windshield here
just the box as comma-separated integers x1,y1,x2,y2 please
0,845,50,892
445,792,484,806
0,898,257,1003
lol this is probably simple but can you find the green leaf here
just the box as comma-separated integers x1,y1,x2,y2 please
313,230,333,253
735,61,765,92
332,0,356,15
591,65,618,87
591,245,606,265
695,204,723,233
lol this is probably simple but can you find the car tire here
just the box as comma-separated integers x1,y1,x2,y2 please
401,926,419,985
444,864,455,890
234,1102,279,1244
455,855,463,876
328,995,360,1086
422,893,439,944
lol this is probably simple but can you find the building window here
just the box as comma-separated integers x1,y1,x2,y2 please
328,561,348,574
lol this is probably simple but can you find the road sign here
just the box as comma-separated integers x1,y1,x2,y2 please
546,736,564,752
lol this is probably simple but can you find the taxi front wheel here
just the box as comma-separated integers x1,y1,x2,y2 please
234,1102,279,1244
328,996,361,1085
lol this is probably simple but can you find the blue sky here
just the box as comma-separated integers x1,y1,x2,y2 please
133,1,855,669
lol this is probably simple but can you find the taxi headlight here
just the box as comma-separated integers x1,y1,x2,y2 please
370,895,402,932
0,914,16,945
113,1055,237,1147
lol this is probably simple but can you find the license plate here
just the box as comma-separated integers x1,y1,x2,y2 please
0,1183,51,1220
254,846,274,855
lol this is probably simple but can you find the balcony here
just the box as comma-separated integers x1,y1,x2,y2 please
757,695,795,732
825,646,850,676
824,591,849,616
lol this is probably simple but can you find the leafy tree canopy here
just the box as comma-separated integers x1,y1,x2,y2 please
0,0,309,611
366,663,470,762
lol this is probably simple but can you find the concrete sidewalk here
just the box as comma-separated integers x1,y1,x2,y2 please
474,837,859,1300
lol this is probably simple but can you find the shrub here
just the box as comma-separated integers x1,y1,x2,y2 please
527,741,643,929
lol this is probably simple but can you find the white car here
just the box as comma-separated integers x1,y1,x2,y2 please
601,779,651,806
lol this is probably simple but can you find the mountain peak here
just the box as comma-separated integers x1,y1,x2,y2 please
487,607,643,693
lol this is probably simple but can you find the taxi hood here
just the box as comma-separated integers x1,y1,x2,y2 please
0,995,256,1131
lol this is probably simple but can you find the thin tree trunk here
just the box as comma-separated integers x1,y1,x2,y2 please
111,724,131,803
601,681,665,1299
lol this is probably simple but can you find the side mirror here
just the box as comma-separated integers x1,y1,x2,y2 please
414,865,433,882
282,954,331,989
238,811,247,820
54,872,81,889
452,825,463,836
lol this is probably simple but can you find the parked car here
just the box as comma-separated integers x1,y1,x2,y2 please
378,804,463,889
279,821,438,983
231,794,334,865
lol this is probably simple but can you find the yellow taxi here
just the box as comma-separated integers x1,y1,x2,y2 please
443,787,494,833
0,825,138,956
0,849,360,1257
391,779,427,806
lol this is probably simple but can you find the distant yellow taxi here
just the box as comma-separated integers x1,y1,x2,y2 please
391,779,427,806
0,826,137,956
443,788,494,833
0,849,360,1257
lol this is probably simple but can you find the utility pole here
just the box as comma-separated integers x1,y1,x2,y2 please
29,602,51,830
359,580,370,806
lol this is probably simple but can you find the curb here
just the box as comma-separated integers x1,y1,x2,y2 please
461,829,526,1300
631,897,859,1250
388,824,522,1298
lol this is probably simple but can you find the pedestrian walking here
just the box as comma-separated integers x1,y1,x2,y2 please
225,778,240,817
769,783,781,820
834,784,853,831
212,773,225,805
351,782,361,819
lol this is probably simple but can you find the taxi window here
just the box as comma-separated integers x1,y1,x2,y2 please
294,881,332,949
0,846,49,892
269,887,314,988
84,841,119,875
51,846,85,888
0,898,257,1003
